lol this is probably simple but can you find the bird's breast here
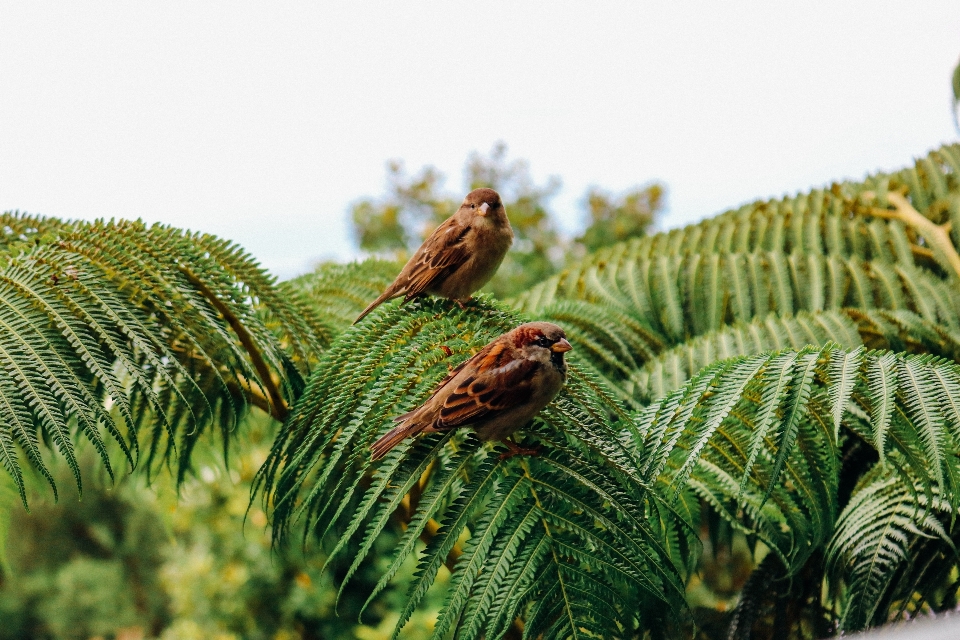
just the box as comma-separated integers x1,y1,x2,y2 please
431,224,512,299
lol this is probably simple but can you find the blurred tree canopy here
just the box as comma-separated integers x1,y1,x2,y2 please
350,142,665,298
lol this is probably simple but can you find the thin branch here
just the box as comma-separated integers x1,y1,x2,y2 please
180,266,290,422
862,191,960,280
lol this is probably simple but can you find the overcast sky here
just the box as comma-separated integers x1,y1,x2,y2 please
2,2,959,278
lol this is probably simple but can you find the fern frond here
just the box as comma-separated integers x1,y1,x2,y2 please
287,258,400,341
827,465,955,631
515,151,955,313
637,346,960,572
259,298,687,638
518,251,954,393
0,213,323,503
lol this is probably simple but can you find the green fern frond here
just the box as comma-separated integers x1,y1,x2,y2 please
827,464,955,631
0,213,323,504
515,143,960,319
0,212,76,259
561,250,946,334
258,298,688,638
635,311,862,402
634,307,960,402
287,258,400,342
636,345,960,573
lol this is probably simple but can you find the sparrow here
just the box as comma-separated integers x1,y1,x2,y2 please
354,188,513,324
370,322,573,460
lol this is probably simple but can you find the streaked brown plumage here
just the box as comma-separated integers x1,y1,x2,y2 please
354,188,513,324
370,322,572,460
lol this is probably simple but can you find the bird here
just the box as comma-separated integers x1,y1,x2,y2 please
370,322,572,460
354,188,513,324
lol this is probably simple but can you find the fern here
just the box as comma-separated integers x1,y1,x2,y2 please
632,343,960,625
0,213,322,504
634,308,960,402
258,297,689,638
827,464,956,630
517,144,960,318
255,143,960,637
286,258,400,342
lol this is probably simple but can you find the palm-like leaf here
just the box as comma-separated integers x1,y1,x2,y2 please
0,213,323,505
635,344,960,631
258,297,691,639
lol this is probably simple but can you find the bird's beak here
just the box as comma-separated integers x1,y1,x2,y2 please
478,202,490,216
551,338,573,353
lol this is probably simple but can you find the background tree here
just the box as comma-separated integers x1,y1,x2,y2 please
576,183,664,253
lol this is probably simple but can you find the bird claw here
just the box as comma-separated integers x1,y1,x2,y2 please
498,439,541,460
454,297,472,310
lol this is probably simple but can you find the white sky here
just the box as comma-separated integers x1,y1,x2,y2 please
2,2,959,279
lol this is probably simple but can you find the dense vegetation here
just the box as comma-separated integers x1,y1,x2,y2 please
5,141,960,638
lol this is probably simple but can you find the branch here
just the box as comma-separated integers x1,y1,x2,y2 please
180,266,290,422
862,191,960,280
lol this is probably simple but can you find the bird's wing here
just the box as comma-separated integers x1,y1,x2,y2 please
400,217,472,299
434,342,537,430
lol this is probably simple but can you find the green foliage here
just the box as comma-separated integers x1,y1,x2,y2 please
576,183,664,253
258,296,690,639
826,465,956,630
0,213,324,504
5,132,960,637
260,142,960,638
285,258,401,343
0,456,171,639
512,144,960,635
0,472,16,575
0,416,446,640
952,55,960,131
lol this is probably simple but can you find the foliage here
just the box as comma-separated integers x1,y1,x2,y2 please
576,183,664,254
0,454,171,639
0,415,450,640
952,55,960,131
5,132,960,637
0,214,324,507
259,142,960,638
349,142,664,298
285,259,400,343
257,296,690,639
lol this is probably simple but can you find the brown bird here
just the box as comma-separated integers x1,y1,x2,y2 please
370,322,572,460
354,188,513,324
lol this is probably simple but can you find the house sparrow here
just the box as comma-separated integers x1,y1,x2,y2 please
370,322,572,460
354,188,513,324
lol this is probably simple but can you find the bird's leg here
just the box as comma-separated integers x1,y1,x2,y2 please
454,296,473,310
499,438,541,460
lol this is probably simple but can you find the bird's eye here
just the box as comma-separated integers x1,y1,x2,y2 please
470,203,476,209
535,336,551,347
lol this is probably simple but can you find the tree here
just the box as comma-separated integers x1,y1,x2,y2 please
575,183,664,253
5,140,960,639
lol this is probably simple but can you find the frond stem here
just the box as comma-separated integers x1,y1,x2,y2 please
863,192,960,280
180,266,289,422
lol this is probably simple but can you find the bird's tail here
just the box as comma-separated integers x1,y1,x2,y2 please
370,413,423,460
354,288,398,324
